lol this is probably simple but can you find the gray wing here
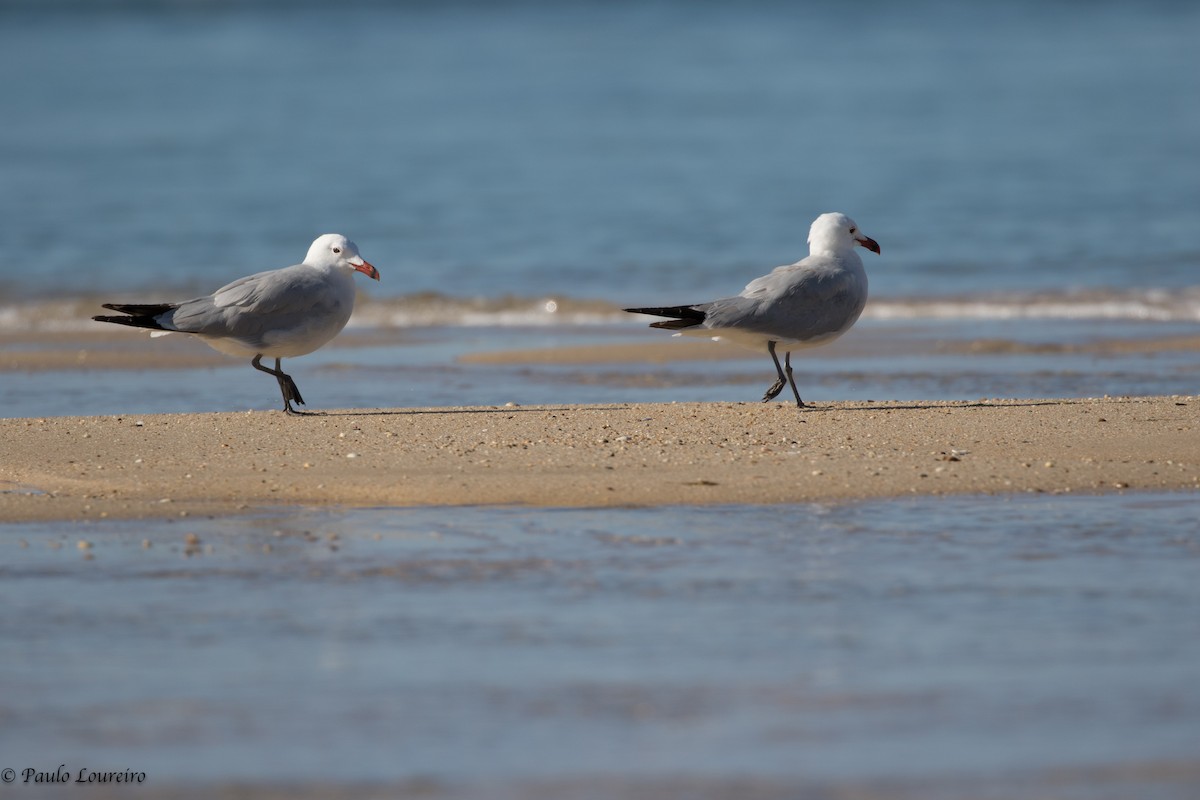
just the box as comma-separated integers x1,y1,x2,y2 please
703,261,867,343
166,266,334,345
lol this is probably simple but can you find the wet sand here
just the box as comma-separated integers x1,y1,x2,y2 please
2,395,1197,523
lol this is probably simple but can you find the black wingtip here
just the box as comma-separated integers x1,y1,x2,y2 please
93,302,177,331
625,305,706,319
92,313,169,331
625,305,707,329
650,318,702,330
98,302,177,316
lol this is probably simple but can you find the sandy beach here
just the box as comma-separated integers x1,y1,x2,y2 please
2,395,1196,523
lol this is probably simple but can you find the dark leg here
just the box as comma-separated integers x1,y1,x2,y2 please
761,341,787,402
252,355,315,415
783,351,806,408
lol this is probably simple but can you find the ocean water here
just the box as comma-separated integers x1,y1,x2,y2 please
1,1,1198,309
0,0,1198,416
2,1,1199,414
2,492,1199,797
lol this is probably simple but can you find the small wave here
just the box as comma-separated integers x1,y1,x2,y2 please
348,293,627,328
0,293,629,334
354,288,1200,327
866,288,1200,322
3,287,1199,334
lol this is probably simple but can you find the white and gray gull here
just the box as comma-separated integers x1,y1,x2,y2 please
93,234,380,414
625,212,879,408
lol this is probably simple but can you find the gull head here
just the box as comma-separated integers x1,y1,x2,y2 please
305,233,380,280
808,213,880,256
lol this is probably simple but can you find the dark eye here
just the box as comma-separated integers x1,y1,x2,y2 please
849,228,857,234
333,247,341,254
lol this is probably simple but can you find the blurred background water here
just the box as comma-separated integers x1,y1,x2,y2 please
1,0,1198,306
2,0,1199,414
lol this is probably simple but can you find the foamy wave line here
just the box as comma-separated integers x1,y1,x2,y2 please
348,294,626,328
867,288,1200,322
357,288,1200,326
3,288,1199,333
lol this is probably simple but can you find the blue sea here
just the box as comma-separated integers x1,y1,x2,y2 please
1,2,1199,797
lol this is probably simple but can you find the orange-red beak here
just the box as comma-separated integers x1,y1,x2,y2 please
857,236,881,255
354,260,380,281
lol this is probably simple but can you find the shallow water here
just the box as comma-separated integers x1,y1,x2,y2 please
5,317,1199,418
2,493,1199,796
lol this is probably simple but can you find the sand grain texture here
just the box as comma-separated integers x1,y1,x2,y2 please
1,397,1197,522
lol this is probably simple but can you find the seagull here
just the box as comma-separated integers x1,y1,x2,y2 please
625,212,879,408
93,233,380,414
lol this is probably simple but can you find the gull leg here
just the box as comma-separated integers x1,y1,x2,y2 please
273,357,307,411
761,341,787,402
783,351,806,409
252,355,316,415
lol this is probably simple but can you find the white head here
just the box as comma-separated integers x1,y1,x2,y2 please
304,233,380,280
807,213,880,256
